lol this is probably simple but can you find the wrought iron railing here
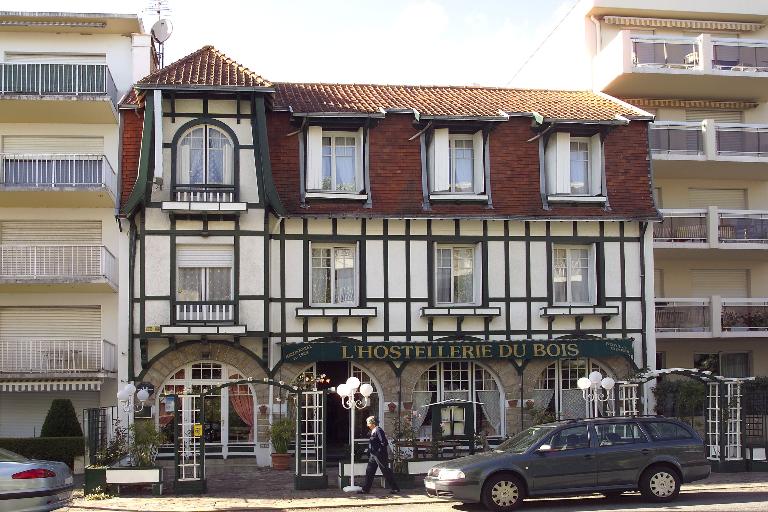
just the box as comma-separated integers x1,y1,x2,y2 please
0,153,117,197
175,301,235,323
632,36,700,69
712,39,768,72
718,211,768,243
653,210,708,242
722,299,768,332
0,244,117,287
655,299,711,332
173,184,237,203
715,125,768,158
649,122,704,155
0,62,118,108
0,338,116,373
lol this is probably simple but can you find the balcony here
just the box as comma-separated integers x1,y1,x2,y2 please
175,301,235,324
162,184,246,215
0,245,117,291
0,154,117,207
649,122,704,160
656,297,768,338
0,338,116,375
0,62,118,123
716,124,768,160
654,208,768,249
595,32,768,100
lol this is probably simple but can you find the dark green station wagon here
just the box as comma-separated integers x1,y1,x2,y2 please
424,416,711,511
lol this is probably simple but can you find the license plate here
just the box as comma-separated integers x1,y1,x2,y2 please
425,480,436,490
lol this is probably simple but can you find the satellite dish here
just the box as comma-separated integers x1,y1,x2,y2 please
151,19,173,43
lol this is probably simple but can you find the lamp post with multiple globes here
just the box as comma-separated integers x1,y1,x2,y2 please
335,376,374,493
577,371,615,418
117,383,152,413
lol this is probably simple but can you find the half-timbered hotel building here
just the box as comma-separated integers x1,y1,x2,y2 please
120,46,658,463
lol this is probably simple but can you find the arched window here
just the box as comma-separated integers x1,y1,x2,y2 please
177,125,234,186
534,358,611,419
157,362,255,450
412,362,502,439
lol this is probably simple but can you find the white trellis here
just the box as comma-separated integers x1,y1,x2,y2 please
725,381,743,461
617,382,640,416
707,382,721,460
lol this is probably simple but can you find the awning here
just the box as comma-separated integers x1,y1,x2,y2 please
0,380,103,392
603,16,763,32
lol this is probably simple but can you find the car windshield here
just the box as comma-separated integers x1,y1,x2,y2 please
0,447,27,462
496,425,557,453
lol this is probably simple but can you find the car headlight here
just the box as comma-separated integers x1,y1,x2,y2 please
437,468,466,480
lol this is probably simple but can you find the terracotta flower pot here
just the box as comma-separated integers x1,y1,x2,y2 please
271,453,291,470
259,404,268,415
387,402,397,413
403,402,413,411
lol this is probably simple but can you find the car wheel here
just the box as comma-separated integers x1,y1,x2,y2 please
640,466,681,502
482,473,525,512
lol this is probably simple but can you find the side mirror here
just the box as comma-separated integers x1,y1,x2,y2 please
537,444,552,454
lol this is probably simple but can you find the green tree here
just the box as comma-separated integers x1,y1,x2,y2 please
40,399,83,437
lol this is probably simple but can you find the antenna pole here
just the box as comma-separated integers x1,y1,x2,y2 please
146,0,172,67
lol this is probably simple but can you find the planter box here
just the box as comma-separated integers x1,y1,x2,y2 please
94,466,164,496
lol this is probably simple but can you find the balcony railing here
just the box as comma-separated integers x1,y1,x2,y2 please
653,210,707,242
1,154,116,198
173,184,237,203
0,245,117,286
655,299,711,332
716,125,768,158
722,299,768,332
632,36,699,69
175,301,235,323
712,39,768,72
649,122,704,155
0,338,115,373
718,211,768,243
0,62,118,108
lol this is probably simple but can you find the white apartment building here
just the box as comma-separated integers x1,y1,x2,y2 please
515,0,768,378
0,11,152,436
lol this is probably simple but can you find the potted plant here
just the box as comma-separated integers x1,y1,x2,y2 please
85,426,128,495
269,418,294,470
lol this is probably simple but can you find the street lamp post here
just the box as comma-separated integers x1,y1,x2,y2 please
117,383,152,413
577,371,615,418
335,376,374,493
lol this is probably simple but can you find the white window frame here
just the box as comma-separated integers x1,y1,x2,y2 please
429,129,486,198
309,243,358,306
306,128,363,195
447,134,476,194
545,132,604,199
177,125,235,186
434,244,480,306
551,244,596,306
569,137,591,195
175,246,234,302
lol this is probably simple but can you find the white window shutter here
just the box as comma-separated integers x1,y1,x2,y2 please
472,130,485,194
556,132,571,194
223,143,234,185
590,133,603,196
355,127,364,193
431,128,450,192
544,135,557,194
306,126,323,190
179,144,191,184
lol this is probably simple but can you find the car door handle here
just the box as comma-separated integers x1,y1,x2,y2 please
641,449,651,455
584,454,594,459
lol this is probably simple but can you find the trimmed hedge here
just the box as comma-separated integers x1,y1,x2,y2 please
41,399,83,437
0,437,84,468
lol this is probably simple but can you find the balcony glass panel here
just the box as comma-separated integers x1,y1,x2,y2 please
632,38,698,69
650,123,703,155
716,126,768,157
653,212,707,242
712,41,768,72
718,212,768,243
722,300,768,332
655,300,710,332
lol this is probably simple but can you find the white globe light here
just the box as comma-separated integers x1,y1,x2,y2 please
336,383,350,397
125,383,137,395
577,377,591,390
346,376,361,391
359,383,374,398
116,390,129,401
601,377,615,390
136,388,150,402
589,371,603,384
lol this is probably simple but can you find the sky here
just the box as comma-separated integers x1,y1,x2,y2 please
3,0,575,86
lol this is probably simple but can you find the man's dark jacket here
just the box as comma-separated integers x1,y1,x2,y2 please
368,426,389,462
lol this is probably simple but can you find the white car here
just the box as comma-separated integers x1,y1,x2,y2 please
0,448,73,512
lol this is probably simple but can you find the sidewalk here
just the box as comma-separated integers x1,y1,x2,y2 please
67,469,768,512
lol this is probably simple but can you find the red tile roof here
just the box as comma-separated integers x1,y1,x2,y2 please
273,83,650,121
136,45,272,89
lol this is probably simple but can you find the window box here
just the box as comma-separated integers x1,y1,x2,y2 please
296,307,377,318
545,132,604,199
420,307,501,317
539,305,619,317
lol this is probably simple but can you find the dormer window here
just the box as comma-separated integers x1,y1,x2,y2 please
545,132,604,203
306,126,364,197
428,129,486,199
176,125,235,202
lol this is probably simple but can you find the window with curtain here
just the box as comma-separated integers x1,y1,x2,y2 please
176,246,233,302
177,125,234,185
553,245,593,305
535,359,610,419
311,245,356,305
569,139,590,194
448,137,474,193
305,127,362,194
321,135,357,192
435,245,476,304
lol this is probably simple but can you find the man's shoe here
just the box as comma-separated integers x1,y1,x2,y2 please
390,489,401,494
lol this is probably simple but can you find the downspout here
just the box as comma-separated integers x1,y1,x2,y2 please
128,215,138,380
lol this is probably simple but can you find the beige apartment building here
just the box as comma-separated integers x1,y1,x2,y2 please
0,12,152,436
515,0,768,377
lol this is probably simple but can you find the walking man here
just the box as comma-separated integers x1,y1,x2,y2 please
359,416,401,494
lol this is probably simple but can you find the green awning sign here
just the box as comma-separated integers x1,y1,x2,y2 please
281,339,634,363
